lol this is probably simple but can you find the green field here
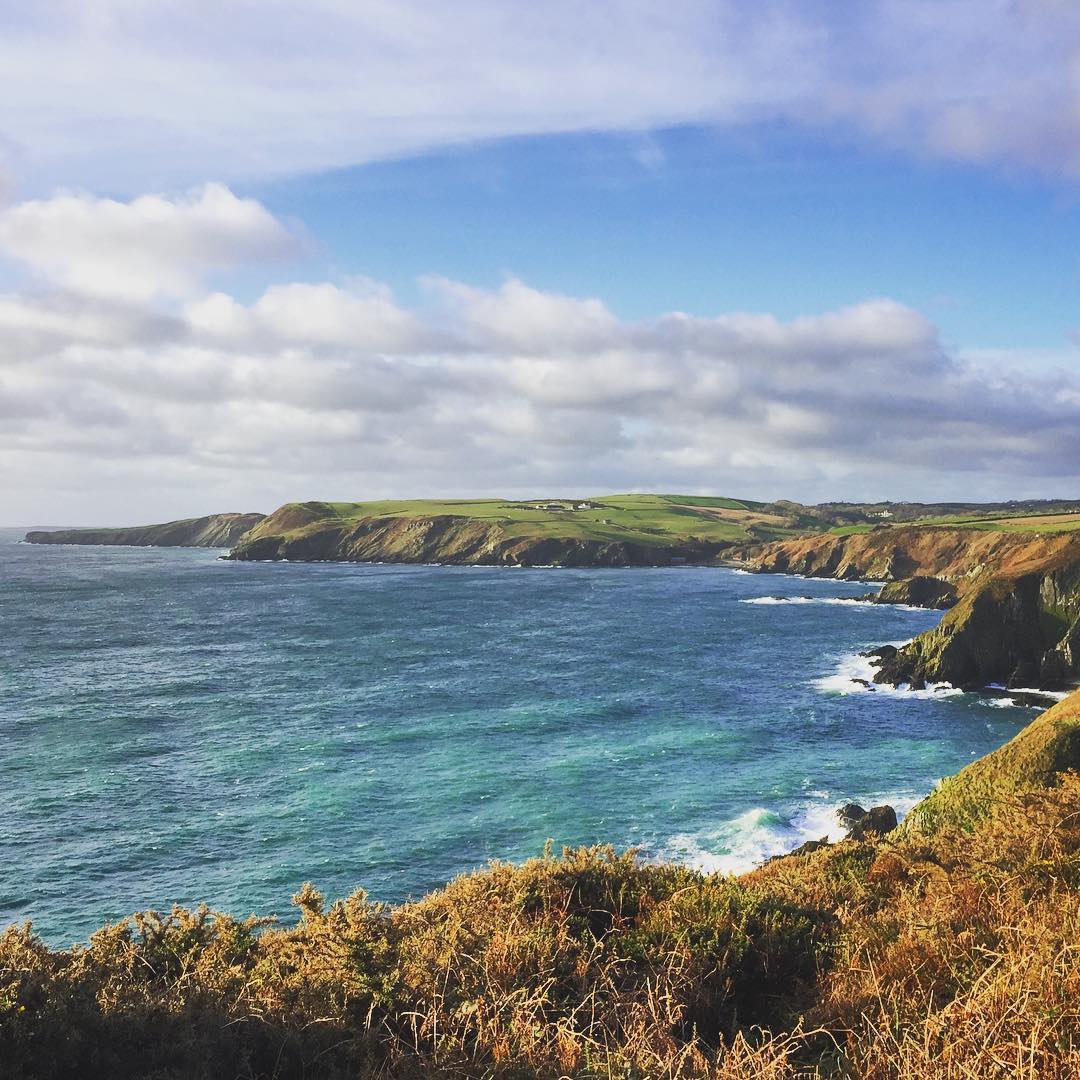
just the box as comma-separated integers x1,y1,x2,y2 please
824,511,1080,538
913,511,1080,534
826,524,878,536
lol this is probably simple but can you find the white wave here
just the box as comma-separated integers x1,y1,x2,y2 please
658,792,921,876
1001,686,1070,701
740,595,869,606
740,595,929,612
660,808,791,876
740,595,818,605
813,649,963,698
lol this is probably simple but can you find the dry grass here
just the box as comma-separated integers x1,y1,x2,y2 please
6,782,1080,1078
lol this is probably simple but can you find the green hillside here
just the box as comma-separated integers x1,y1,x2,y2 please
266,493,810,546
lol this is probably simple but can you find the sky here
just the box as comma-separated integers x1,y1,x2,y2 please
3,0,1080,525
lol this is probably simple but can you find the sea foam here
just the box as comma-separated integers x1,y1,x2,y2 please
813,648,964,699
740,595,928,612
658,792,921,876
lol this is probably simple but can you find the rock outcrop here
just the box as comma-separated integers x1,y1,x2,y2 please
749,526,1079,584
752,527,1080,692
837,802,898,840
870,557,1080,691
863,575,957,609
25,513,266,549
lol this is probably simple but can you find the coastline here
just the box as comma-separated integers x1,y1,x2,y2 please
2,544,1012,940
5,540,1080,1075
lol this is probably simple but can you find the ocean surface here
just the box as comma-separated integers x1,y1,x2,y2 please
0,527,1038,944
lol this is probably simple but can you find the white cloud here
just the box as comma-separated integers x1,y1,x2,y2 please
427,277,620,354
187,280,423,351
1,186,1079,524
0,184,297,300
2,2,1080,193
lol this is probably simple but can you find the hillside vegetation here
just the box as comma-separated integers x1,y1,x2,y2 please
5,692,1080,1078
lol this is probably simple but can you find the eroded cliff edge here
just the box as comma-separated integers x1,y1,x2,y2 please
748,526,1080,691
25,513,266,549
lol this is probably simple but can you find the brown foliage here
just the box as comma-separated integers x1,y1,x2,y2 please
5,780,1080,1077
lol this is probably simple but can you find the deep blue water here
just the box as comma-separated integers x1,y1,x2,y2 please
0,529,1036,944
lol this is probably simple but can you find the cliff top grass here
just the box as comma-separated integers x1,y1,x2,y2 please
908,510,1080,534
827,510,1080,539
255,493,814,547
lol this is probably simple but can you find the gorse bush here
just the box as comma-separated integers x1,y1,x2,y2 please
6,781,1080,1078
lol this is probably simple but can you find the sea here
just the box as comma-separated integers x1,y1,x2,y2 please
0,527,1040,944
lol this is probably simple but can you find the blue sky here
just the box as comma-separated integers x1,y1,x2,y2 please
256,123,1080,353
2,1,1080,523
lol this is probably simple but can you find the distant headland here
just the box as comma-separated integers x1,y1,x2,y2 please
24,512,265,550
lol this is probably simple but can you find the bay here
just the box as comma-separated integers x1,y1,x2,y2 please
0,528,1032,943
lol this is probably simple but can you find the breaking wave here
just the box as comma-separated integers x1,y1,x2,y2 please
740,595,928,612
658,792,921,876
813,648,964,699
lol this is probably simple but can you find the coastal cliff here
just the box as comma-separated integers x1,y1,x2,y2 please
24,513,266,549
750,527,1080,691
226,500,735,566
748,524,1080,582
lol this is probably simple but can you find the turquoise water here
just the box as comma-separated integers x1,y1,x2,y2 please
0,529,1035,944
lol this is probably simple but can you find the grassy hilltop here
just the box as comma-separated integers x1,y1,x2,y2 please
225,493,833,565
5,691,1080,1079
238,492,817,544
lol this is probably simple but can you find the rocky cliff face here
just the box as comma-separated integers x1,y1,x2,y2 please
25,513,266,549
227,509,731,567
871,563,1080,690
750,526,1079,583
751,527,1080,692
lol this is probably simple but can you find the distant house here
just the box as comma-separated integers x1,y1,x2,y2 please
530,500,598,512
